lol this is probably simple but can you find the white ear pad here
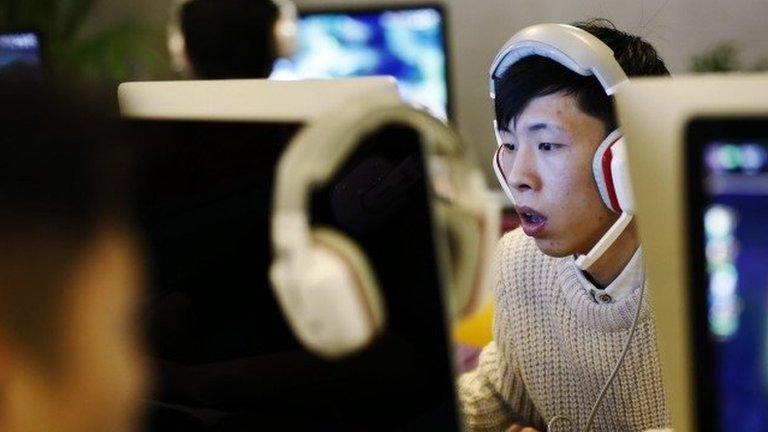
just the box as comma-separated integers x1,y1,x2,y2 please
273,14,298,58
167,0,194,77
270,228,384,359
271,0,299,58
608,137,635,214
592,130,633,214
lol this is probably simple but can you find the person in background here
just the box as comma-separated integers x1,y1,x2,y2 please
167,0,297,79
458,20,671,431
0,85,148,432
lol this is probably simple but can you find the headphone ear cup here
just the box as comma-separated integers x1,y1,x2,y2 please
592,130,625,214
303,228,385,357
608,137,635,214
273,14,298,58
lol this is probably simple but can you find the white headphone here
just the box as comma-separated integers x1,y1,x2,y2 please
270,0,299,59
270,99,499,359
167,0,299,76
489,23,634,270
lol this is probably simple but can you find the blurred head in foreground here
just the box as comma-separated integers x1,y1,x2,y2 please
0,85,148,432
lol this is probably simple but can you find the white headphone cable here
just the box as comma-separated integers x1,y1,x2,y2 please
546,273,646,432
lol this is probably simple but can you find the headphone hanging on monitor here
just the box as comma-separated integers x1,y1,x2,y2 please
488,23,634,271
167,0,299,76
270,99,499,359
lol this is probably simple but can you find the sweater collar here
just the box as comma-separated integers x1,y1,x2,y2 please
572,247,645,305
554,248,650,332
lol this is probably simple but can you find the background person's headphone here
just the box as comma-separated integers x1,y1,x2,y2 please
167,0,299,76
270,0,299,59
270,99,499,359
489,23,634,270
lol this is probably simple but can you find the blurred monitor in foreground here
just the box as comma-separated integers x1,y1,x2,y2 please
119,79,462,431
616,75,768,432
0,32,42,82
270,5,450,121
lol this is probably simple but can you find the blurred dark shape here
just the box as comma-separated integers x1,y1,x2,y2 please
0,83,128,358
0,83,147,432
179,0,280,78
330,155,422,235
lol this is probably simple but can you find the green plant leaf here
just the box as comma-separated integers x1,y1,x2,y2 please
692,42,742,73
62,21,163,84
58,0,97,41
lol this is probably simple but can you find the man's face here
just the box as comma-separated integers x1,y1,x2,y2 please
496,91,619,257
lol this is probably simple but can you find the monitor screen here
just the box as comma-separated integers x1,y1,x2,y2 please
0,32,42,82
687,118,768,431
128,119,461,431
270,6,450,121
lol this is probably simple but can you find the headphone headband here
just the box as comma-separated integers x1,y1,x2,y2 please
272,99,496,320
272,100,467,253
489,23,628,98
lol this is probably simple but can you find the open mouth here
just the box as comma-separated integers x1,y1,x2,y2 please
520,211,545,224
515,206,548,236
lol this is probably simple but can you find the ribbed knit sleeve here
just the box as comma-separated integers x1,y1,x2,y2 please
457,343,517,431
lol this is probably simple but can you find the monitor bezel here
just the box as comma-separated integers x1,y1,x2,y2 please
685,116,768,432
294,3,454,122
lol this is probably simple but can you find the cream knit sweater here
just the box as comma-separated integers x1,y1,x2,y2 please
458,229,670,431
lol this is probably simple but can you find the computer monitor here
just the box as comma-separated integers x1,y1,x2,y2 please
119,77,399,121
687,118,768,431
118,80,462,431
270,4,451,121
0,31,43,82
615,75,768,432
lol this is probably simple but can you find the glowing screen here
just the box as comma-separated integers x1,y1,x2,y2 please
270,7,449,120
699,136,768,430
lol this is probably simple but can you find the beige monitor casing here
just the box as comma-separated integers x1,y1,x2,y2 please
118,77,400,121
615,74,768,432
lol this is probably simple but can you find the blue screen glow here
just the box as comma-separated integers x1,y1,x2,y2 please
703,140,768,430
271,7,449,120
0,32,42,81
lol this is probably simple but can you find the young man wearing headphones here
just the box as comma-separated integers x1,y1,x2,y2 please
458,20,671,431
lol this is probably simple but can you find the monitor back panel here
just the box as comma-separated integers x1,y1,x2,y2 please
128,119,461,431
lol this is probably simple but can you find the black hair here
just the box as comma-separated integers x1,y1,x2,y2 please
180,0,281,79
0,83,132,363
494,19,670,134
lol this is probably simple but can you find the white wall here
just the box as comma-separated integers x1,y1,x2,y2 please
101,0,768,183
